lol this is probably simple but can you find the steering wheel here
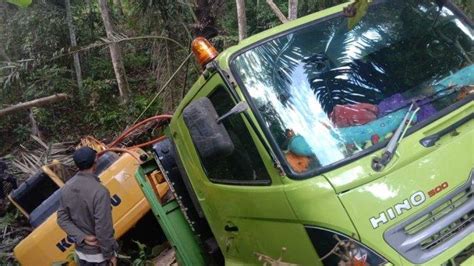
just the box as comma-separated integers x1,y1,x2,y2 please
303,53,331,74
426,39,446,59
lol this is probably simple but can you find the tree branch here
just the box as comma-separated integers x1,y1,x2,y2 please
266,0,288,23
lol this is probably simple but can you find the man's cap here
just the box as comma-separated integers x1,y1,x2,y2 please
73,147,97,170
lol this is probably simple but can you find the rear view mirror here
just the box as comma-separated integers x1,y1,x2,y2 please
183,97,235,158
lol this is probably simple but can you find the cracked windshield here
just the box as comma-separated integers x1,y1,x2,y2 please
232,0,473,174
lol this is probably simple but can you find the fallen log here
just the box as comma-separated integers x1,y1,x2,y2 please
0,93,69,117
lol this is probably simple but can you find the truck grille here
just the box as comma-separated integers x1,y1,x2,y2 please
408,188,473,250
444,244,473,266
384,171,473,264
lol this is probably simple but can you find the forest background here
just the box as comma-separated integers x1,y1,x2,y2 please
0,0,472,154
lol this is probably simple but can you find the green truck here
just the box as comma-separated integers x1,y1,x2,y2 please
11,0,474,265
137,0,473,265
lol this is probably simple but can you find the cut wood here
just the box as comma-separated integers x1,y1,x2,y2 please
0,94,69,117
266,0,288,23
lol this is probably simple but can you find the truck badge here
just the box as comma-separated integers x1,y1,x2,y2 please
369,181,449,229
369,191,426,229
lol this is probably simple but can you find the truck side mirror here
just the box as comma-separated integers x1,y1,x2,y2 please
183,97,235,158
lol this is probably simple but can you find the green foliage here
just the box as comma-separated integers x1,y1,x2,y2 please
453,0,473,19
0,109,30,149
125,53,150,73
0,0,359,150
25,65,74,97
85,55,114,80
132,240,153,266
81,78,128,133
217,0,346,47
12,124,30,143
0,0,471,154
4,3,68,60
0,209,19,227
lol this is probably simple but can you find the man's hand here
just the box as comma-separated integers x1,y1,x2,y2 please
84,235,98,246
109,256,117,266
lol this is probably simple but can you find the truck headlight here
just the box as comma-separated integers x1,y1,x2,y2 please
306,226,389,265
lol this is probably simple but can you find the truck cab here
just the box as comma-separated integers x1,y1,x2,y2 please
166,0,473,264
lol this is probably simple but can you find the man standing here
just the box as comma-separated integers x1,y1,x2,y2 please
57,147,118,266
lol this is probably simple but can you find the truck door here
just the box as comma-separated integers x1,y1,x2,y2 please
172,74,319,265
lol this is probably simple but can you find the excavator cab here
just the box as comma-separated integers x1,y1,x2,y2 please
9,148,169,265
8,152,119,228
9,161,70,228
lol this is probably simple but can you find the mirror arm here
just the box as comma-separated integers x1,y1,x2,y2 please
217,102,249,123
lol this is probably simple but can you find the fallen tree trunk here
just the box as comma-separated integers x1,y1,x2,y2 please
0,93,69,117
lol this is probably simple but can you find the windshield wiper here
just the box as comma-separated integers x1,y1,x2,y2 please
372,103,420,171
420,112,473,147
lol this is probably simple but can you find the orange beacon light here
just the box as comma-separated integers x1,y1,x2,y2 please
191,37,219,67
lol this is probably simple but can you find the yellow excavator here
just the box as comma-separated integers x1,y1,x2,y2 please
9,138,169,265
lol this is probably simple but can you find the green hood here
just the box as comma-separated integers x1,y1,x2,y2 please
326,101,473,264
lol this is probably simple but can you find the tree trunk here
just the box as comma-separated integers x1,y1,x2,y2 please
0,94,69,117
266,0,288,23
288,0,298,20
235,0,247,40
85,0,95,38
65,0,83,97
0,2,9,61
98,0,130,103
28,108,43,140
112,0,123,16
192,0,222,38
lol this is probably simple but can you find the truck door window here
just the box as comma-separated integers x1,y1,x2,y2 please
201,86,271,184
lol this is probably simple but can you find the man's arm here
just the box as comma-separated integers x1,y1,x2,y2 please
93,187,116,260
57,193,86,244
